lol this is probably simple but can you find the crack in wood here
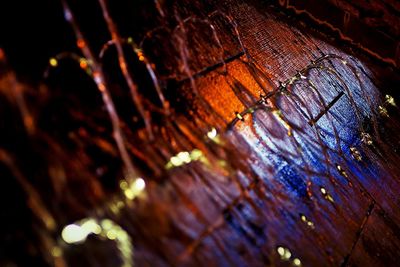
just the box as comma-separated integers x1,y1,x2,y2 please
341,201,376,267
309,91,345,126
176,51,245,84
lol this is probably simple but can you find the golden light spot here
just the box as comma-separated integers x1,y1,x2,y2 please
81,219,101,235
178,151,191,163
51,246,62,257
101,219,113,230
79,58,88,69
235,112,244,121
124,189,134,200
62,218,133,267
385,95,396,107
320,187,335,203
166,149,207,169
127,37,133,44
293,258,301,266
350,147,362,161
170,156,182,166
300,214,315,229
277,246,291,260
49,58,58,67
117,200,125,209
121,177,146,200
336,164,348,178
120,180,128,190
378,105,389,117
277,246,285,256
106,230,117,240
361,132,373,145
283,249,291,260
136,50,145,62
61,224,88,244
191,149,203,160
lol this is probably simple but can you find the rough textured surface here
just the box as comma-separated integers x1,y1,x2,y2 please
146,1,400,266
0,1,399,266
276,0,400,67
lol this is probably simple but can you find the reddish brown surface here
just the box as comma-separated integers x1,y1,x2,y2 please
1,1,400,266
129,1,400,266
277,0,400,67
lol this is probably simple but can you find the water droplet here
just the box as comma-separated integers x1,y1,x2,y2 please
49,58,58,67
207,128,217,139
320,187,334,203
61,224,88,244
336,164,348,178
350,147,362,161
277,246,285,256
385,95,396,107
283,249,291,260
378,105,389,117
293,258,301,266
235,112,244,121
170,156,182,166
276,246,292,260
178,151,191,163
361,132,373,145
299,213,315,229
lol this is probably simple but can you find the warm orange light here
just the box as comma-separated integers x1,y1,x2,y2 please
98,83,106,92
77,39,86,48
137,51,145,62
79,58,88,69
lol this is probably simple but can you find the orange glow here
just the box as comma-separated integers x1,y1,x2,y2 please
137,51,145,62
194,58,273,122
119,61,127,71
98,83,106,92
79,59,88,69
77,39,86,48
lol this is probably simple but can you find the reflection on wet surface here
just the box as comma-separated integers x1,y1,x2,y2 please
1,0,400,266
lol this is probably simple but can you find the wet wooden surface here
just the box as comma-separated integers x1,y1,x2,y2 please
2,1,399,266
133,1,400,266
